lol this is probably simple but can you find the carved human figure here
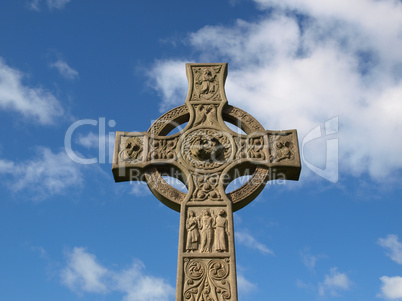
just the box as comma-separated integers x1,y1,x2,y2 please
214,209,229,252
199,209,214,253
185,210,200,253
271,140,294,162
197,68,216,96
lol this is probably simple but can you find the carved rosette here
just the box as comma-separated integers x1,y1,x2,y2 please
181,129,233,171
184,258,231,301
192,66,222,101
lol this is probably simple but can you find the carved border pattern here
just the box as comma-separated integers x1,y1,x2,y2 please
222,106,264,132
183,258,231,301
148,105,189,136
227,167,269,204
145,167,186,203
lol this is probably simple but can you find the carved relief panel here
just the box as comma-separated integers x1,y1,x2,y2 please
180,129,233,171
192,173,221,202
148,137,178,161
184,206,229,254
235,135,267,161
268,133,296,163
191,66,222,101
183,258,231,301
118,136,145,163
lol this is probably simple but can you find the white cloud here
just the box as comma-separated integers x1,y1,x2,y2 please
148,60,189,112
61,247,109,293
29,0,72,10
148,0,402,182
0,58,64,124
50,59,79,80
237,273,256,293
28,0,40,10
379,276,402,300
61,247,175,301
130,182,152,197
47,0,71,9
379,234,402,265
318,267,351,296
300,249,326,271
0,147,83,199
76,132,99,149
235,230,274,255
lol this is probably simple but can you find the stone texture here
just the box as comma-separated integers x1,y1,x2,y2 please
112,63,301,301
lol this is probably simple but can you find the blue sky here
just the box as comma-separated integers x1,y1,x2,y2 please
0,0,402,300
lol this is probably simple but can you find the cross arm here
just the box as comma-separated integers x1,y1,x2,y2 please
112,131,180,182
227,129,301,183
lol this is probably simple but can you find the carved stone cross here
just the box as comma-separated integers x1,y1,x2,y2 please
112,63,301,301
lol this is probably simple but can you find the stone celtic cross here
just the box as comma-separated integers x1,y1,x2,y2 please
112,63,301,301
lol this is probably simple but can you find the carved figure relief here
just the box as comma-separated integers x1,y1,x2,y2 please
269,134,295,163
193,66,221,101
193,173,221,202
214,210,229,252
119,136,143,162
184,208,229,253
186,210,200,253
193,105,219,127
200,209,214,253
148,138,177,161
184,258,231,301
182,129,232,170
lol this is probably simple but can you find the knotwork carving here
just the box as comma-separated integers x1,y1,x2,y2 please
184,258,231,301
148,138,178,161
192,173,221,201
119,136,144,162
182,129,232,170
235,136,266,161
192,66,222,101
269,134,295,163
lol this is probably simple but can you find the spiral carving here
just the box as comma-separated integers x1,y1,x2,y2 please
183,258,231,301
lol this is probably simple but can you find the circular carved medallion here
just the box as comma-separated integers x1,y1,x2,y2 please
181,129,233,171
